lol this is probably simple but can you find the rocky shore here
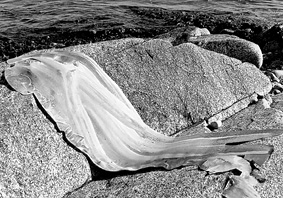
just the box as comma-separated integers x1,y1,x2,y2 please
1,7,283,198
1,6,283,69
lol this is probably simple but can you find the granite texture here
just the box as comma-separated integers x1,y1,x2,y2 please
0,63,91,198
68,38,271,135
64,96,283,198
186,34,263,68
157,27,263,68
0,37,281,198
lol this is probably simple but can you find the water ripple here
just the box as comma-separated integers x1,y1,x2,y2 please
0,0,282,40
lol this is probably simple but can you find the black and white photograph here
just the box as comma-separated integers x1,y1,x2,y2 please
0,1,283,197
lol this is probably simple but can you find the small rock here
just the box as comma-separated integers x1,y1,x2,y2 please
261,23,283,44
208,120,223,130
234,28,254,41
264,94,273,105
156,26,202,42
188,27,210,37
168,27,210,45
271,82,283,95
264,71,280,82
189,27,202,37
259,98,271,109
272,89,281,95
272,70,283,82
199,28,210,36
220,29,235,34
272,82,283,91
250,94,259,104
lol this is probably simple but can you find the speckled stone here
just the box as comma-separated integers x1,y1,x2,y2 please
0,63,91,198
63,38,279,198
157,28,263,68
0,37,276,198
68,38,271,135
64,95,283,198
185,34,263,68
217,96,283,198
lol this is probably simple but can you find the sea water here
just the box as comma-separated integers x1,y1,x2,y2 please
1,0,283,38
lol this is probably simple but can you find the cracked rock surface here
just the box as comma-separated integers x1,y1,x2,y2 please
0,35,281,198
68,38,271,135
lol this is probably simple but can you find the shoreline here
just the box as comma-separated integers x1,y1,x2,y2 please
1,7,281,69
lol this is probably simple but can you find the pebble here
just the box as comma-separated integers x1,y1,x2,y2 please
188,27,210,37
272,70,283,81
272,89,281,95
264,71,280,82
272,82,283,94
199,28,210,36
220,29,235,34
208,120,222,130
250,94,259,104
260,98,271,109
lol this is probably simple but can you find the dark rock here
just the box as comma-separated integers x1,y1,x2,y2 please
263,40,281,52
257,24,283,68
269,60,283,70
260,24,283,47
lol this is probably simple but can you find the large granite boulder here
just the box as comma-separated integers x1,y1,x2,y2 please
0,37,279,198
0,65,91,198
68,38,270,135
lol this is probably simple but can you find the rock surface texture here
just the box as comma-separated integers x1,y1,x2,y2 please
0,37,282,198
159,27,263,68
185,34,263,68
0,62,91,198
69,38,270,135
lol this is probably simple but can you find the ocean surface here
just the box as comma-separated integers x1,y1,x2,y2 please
0,0,283,60
1,0,283,38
